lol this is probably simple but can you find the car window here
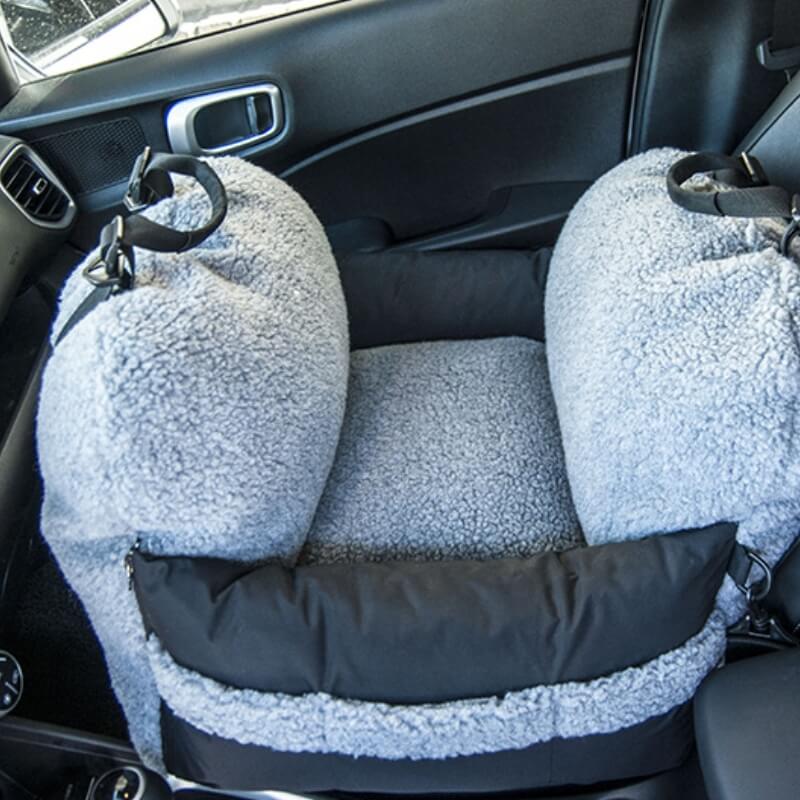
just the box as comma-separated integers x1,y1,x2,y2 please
0,0,336,82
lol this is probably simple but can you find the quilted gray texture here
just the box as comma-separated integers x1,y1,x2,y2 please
304,337,583,564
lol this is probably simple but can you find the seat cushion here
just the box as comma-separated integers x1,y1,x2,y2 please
304,336,583,564
134,523,736,704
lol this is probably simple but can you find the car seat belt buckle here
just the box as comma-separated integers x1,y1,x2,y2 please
756,36,800,72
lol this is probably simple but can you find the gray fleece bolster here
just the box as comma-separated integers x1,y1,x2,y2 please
149,611,726,761
39,156,349,565
37,157,348,766
545,148,800,622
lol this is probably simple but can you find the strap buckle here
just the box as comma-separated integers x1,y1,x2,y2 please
738,152,768,186
82,215,134,293
124,146,155,213
728,608,800,647
734,546,773,605
729,547,799,646
780,194,800,256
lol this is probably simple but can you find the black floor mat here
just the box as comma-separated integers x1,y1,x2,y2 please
5,532,128,740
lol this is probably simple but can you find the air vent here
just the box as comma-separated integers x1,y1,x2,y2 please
0,144,75,229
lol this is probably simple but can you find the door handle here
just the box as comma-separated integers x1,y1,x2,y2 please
166,84,286,156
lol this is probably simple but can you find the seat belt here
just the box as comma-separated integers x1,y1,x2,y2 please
757,0,800,72
666,151,800,256
53,147,227,347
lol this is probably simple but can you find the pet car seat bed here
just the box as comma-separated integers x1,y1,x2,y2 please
36,147,800,793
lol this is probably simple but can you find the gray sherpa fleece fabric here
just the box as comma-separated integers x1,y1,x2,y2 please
304,337,583,564
148,611,726,760
39,149,769,770
37,157,348,765
40,156,348,563
546,147,800,622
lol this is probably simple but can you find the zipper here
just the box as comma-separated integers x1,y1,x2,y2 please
125,538,142,590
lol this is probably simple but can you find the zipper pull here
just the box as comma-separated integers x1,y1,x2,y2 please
125,538,142,591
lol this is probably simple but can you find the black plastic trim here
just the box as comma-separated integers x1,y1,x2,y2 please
0,0,642,146
282,57,631,178
387,182,589,253
628,0,785,155
0,37,18,111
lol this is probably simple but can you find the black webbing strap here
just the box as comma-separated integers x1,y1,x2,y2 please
120,149,228,254
667,151,800,256
667,152,792,219
53,148,227,348
53,284,114,347
757,0,800,71
729,543,758,589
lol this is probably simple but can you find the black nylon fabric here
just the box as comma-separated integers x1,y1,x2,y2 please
161,702,694,793
133,523,736,704
337,248,550,350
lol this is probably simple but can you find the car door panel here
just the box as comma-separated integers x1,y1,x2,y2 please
0,0,644,250
287,56,632,244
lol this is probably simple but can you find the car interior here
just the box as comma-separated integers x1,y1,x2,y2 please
2,1,800,798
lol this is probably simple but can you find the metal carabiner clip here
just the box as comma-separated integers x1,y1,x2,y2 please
82,215,135,293
780,194,800,257
734,546,773,605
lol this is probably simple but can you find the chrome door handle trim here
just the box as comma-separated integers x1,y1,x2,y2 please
166,84,285,156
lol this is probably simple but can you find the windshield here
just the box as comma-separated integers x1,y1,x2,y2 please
0,0,334,81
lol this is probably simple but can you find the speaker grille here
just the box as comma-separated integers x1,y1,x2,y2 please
33,117,147,197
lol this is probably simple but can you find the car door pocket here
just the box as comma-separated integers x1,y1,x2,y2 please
166,84,286,156
326,182,589,253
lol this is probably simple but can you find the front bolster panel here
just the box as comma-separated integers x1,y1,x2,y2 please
133,522,736,704
146,612,726,761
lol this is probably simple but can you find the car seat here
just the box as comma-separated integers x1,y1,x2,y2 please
36,147,800,794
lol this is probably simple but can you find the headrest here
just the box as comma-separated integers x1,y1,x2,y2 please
38,156,349,563
545,148,800,571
